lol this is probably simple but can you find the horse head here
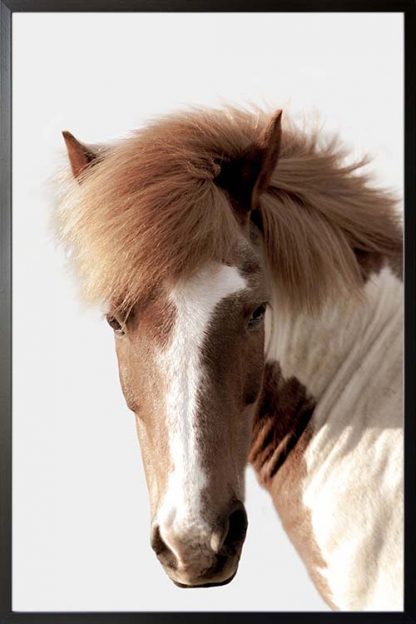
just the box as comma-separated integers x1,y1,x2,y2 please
60,109,282,587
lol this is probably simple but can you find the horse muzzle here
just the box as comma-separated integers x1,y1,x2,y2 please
151,500,248,588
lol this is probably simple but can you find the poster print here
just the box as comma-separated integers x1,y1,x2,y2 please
8,9,405,615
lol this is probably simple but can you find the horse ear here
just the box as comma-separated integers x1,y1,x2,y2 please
252,109,283,199
215,109,282,223
62,131,99,180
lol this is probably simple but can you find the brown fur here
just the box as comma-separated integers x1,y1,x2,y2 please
127,291,177,348
250,361,315,484
115,300,173,513
195,285,267,518
57,106,402,315
250,361,336,609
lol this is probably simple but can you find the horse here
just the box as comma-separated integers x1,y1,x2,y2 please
57,106,403,611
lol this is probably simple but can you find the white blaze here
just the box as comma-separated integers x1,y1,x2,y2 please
156,263,246,540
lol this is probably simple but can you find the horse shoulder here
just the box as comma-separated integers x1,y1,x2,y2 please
302,320,403,610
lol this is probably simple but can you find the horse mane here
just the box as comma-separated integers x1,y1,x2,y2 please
56,106,402,314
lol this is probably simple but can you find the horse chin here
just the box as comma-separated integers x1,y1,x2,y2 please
166,556,240,589
173,570,237,589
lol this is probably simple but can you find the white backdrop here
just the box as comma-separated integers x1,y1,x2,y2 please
12,12,403,611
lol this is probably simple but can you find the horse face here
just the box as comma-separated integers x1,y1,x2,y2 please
61,110,282,587
111,256,268,587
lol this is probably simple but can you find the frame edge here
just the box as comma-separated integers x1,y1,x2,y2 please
0,0,12,617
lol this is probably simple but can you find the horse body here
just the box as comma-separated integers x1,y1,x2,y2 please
59,106,403,609
252,264,403,609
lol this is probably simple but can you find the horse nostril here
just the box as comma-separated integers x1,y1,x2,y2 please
151,525,177,570
151,525,166,555
210,503,248,555
222,503,248,552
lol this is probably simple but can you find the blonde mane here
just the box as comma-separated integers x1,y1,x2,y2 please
56,107,402,314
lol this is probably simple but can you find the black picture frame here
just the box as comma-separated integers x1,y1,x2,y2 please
1,2,415,622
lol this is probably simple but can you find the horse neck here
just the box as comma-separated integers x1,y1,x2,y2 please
252,263,403,485
250,264,403,610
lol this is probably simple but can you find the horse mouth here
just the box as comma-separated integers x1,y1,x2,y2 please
173,570,237,589
166,552,241,589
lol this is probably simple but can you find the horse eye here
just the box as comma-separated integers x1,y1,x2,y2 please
106,315,125,335
248,304,266,329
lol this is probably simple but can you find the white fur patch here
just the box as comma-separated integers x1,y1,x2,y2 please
156,263,246,553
